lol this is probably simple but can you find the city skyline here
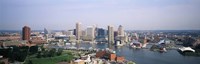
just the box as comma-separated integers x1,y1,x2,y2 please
1,0,200,30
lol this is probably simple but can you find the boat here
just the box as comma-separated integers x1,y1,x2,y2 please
159,48,167,53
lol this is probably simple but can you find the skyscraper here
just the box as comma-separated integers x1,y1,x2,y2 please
108,25,114,48
76,22,81,40
44,28,49,35
86,26,95,41
22,26,31,40
118,25,124,36
96,28,106,38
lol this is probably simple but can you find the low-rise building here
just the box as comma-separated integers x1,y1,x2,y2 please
96,51,106,58
116,56,125,62
73,59,85,64
109,54,116,61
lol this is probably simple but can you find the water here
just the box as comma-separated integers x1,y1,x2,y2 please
74,43,200,64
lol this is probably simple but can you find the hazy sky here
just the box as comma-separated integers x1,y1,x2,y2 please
1,0,200,30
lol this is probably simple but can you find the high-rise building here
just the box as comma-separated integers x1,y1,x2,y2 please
67,30,74,36
118,25,124,36
108,25,114,48
96,28,106,38
44,28,49,35
114,31,118,38
73,29,76,35
76,22,81,40
22,26,31,40
44,28,50,42
81,30,86,36
86,26,95,41
115,25,126,45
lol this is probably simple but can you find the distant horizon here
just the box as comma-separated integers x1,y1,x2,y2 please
1,0,200,30
1,29,200,31
1,26,200,31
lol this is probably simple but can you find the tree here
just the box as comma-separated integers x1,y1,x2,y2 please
56,48,63,56
182,37,196,47
42,50,48,57
16,46,29,62
36,51,42,58
48,48,56,57
29,46,38,55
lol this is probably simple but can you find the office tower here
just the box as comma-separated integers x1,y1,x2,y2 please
67,30,74,36
73,29,76,35
44,28,49,41
86,26,95,41
81,30,86,36
96,28,106,38
76,22,81,40
93,24,97,38
118,25,124,36
108,25,114,48
22,26,31,40
114,31,118,38
44,28,49,35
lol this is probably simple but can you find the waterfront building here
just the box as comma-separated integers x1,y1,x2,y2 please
110,53,116,61
22,26,31,40
108,25,114,48
66,30,74,36
118,25,124,36
76,22,81,40
114,31,118,39
114,25,126,46
116,56,125,62
86,26,95,41
81,30,86,37
73,29,76,35
96,28,106,38
95,28,107,42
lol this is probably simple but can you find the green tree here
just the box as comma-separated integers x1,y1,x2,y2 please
56,48,63,56
48,48,56,57
29,46,38,55
36,51,42,58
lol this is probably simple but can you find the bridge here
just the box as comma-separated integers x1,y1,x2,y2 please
178,47,195,52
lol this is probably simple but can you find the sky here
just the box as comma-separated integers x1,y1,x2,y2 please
1,0,200,30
